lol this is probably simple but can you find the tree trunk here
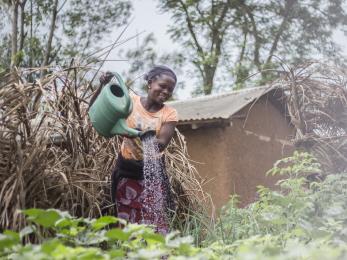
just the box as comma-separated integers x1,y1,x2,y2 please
10,1,19,70
29,0,33,68
19,0,27,52
202,65,216,95
41,0,59,76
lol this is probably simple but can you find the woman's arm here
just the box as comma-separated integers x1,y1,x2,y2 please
156,121,177,152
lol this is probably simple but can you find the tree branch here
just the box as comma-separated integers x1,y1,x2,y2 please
238,26,248,65
178,0,204,56
210,0,230,53
266,0,297,65
241,3,261,70
195,1,212,31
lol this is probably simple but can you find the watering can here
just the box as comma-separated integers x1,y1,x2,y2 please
88,72,141,138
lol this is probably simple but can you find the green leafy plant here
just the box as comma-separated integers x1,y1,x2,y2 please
0,208,214,259
205,152,347,259
2,152,347,259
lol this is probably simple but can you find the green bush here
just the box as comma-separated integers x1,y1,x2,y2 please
206,152,347,259
2,152,347,259
0,209,215,259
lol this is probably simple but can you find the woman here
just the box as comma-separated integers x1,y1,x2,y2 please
91,65,178,234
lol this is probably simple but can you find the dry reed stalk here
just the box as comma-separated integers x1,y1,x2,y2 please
0,65,210,231
273,62,347,174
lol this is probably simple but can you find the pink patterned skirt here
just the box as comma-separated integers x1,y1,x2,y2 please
115,177,169,235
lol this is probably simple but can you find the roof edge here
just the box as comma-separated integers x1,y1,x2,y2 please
168,85,273,105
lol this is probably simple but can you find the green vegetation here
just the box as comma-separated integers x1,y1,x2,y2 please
157,0,347,94
0,0,132,70
0,209,213,259
206,152,347,258
2,1,346,94
1,152,347,259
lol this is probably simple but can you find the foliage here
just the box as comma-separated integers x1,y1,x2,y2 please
0,209,214,259
2,152,347,259
157,0,347,94
0,0,132,70
158,0,241,95
205,152,347,258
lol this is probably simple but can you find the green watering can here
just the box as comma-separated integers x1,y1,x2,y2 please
88,72,141,138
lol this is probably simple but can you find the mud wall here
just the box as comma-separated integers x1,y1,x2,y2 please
177,97,294,210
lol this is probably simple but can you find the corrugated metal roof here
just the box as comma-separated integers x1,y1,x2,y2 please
168,86,274,123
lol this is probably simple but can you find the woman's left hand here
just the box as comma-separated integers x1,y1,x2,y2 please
156,121,177,152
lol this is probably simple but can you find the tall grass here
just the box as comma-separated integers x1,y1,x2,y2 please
0,66,212,232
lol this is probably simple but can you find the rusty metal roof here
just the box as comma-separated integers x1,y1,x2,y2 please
168,86,274,123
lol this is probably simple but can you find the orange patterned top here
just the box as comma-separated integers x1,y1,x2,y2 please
120,95,178,160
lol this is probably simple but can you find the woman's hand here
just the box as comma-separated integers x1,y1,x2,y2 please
89,72,115,109
99,71,114,86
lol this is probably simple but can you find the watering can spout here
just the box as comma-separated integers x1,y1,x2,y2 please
111,119,141,137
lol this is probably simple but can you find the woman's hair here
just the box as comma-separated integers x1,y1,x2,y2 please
144,65,177,85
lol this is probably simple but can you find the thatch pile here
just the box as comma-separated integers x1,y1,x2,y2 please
0,66,211,231
274,62,347,174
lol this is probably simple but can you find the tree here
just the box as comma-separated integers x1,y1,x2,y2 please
238,0,347,84
118,33,185,98
0,0,132,74
158,0,242,95
158,0,347,95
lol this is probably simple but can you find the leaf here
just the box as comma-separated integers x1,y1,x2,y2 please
91,216,118,231
19,226,35,239
291,228,306,237
128,249,166,259
41,239,63,254
142,231,165,245
109,249,125,258
55,218,76,229
325,205,344,217
105,228,130,241
22,208,45,218
166,234,194,249
0,231,20,251
310,228,332,239
76,230,108,246
75,249,105,260
22,208,62,228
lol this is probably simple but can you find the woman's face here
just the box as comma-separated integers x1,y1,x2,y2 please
148,74,176,104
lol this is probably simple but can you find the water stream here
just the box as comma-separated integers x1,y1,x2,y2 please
141,134,172,234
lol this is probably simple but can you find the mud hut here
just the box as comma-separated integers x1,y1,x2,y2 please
169,86,295,209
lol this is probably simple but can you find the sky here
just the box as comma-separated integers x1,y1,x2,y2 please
102,0,347,100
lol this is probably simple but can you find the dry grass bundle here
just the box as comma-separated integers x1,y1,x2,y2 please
0,67,117,230
0,65,210,231
273,62,347,173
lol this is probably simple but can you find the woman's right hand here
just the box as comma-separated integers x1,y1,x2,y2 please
89,72,115,109
99,71,115,86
